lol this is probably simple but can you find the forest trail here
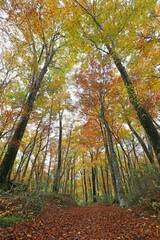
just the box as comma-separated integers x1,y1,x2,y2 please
0,205,159,240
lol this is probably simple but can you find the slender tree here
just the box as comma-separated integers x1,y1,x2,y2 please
0,1,70,189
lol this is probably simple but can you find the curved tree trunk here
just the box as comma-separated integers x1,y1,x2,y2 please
126,118,155,165
107,45,160,165
0,59,51,190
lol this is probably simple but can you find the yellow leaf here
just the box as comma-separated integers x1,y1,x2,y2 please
27,234,32,238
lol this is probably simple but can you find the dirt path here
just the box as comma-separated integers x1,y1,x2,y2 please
0,205,159,239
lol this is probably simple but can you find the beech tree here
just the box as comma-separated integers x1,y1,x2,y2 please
53,90,73,193
75,58,125,204
77,119,105,202
0,0,71,189
73,0,160,165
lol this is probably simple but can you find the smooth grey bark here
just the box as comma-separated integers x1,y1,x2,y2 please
90,152,97,202
53,111,63,193
38,104,53,185
88,175,93,200
99,122,118,200
107,45,160,166
145,134,154,161
115,143,129,194
37,130,51,186
117,140,132,174
73,158,76,197
46,155,52,190
126,118,155,165
95,166,99,196
104,120,124,205
13,141,32,183
99,90,125,205
100,166,107,195
59,128,73,181
0,54,55,190
20,120,42,185
70,165,74,195
82,155,88,203
105,164,112,197
81,170,85,200
63,167,70,194
27,128,46,189
83,167,88,203
91,167,97,202
0,110,22,160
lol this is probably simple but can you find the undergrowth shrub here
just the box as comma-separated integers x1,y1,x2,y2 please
21,189,51,211
78,198,93,206
126,164,160,211
0,216,22,228
96,194,114,206
78,194,114,206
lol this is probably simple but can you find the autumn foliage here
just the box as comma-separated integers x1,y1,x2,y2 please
0,0,160,238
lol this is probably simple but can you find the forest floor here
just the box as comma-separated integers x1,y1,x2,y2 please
0,192,159,240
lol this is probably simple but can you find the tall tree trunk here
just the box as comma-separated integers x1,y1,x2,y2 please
104,143,118,198
104,120,124,205
90,152,97,202
0,58,52,190
64,167,70,194
53,111,63,193
105,164,112,196
99,91,125,205
38,104,53,185
83,156,88,203
107,46,160,165
27,129,46,189
46,154,52,190
20,120,42,185
115,143,129,194
0,110,22,160
73,159,76,198
59,128,73,182
118,140,132,175
81,170,85,200
83,167,88,203
13,141,32,183
91,167,97,203
95,167,99,196
145,134,154,161
126,118,154,165
70,166,74,195
88,175,92,200
100,166,107,194
99,122,118,199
